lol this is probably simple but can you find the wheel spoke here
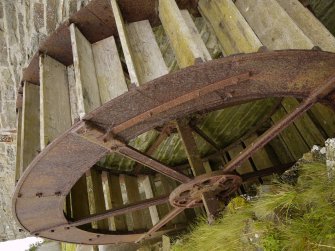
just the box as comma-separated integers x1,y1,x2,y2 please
32,195,170,235
133,124,174,174
76,125,191,183
117,145,191,183
176,119,220,220
221,74,335,175
136,206,187,243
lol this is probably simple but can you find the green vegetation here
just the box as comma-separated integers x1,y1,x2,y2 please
172,159,335,251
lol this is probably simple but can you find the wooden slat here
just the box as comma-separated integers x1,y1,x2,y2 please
228,144,257,191
281,98,324,148
127,20,169,84
268,135,295,164
276,0,335,52
110,0,139,86
121,18,169,226
159,0,219,217
107,174,127,231
228,144,254,175
67,65,79,124
243,134,279,183
20,82,40,173
140,175,160,225
271,106,310,159
39,54,72,149
176,120,207,176
308,104,335,138
70,24,106,231
70,23,101,116
92,36,128,103
159,0,206,67
235,0,314,49
15,108,22,182
198,0,262,55
235,0,329,155
180,10,212,61
121,175,145,230
89,169,109,230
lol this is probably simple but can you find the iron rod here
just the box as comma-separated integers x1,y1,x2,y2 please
222,74,335,175
117,145,192,183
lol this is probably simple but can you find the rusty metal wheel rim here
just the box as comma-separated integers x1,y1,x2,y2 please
13,50,335,244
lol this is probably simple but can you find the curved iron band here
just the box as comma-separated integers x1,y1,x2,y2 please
13,50,335,244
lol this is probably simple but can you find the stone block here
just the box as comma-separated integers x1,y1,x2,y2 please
33,2,44,31
46,0,57,34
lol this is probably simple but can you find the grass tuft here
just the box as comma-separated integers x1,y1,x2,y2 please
172,160,335,251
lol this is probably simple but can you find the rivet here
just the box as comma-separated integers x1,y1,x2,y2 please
89,238,93,241
55,191,62,196
50,229,55,233
17,193,22,198
35,233,39,236
36,192,43,198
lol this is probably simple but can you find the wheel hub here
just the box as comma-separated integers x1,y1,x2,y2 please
169,171,242,208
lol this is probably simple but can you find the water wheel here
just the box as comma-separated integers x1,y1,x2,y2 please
14,0,335,246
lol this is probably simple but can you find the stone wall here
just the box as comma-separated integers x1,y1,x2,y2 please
0,0,91,241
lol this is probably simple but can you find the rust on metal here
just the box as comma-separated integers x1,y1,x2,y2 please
31,195,169,235
13,51,335,244
84,50,335,142
137,172,241,242
220,73,335,175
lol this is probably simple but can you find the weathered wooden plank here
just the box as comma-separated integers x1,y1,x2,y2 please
92,36,128,103
244,134,279,183
70,23,101,116
159,0,205,67
67,65,79,124
176,120,207,176
271,106,310,159
89,169,109,230
198,0,262,55
228,144,254,175
15,108,22,183
267,135,295,164
101,172,115,230
181,10,212,61
39,54,72,149
228,144,257,191
276,0,335,52
281,98,324,148
110,0,139,86
121,175,145,230
140,175,160,225
235,0,329,152
20,82,40,173
235,0,314,50
176,119,219,217
159,0,219,216
127,20,169,84
308,104,335,139
123,19,169,225
107,174,127,231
